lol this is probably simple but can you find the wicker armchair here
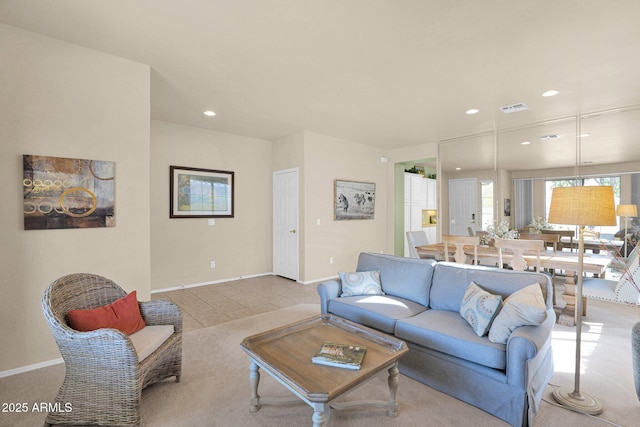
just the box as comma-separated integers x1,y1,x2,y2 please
42,273,182,426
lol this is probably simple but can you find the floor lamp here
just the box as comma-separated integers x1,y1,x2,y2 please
548,186,616,415
616,204,638,257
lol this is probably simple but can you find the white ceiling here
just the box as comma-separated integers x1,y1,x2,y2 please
3,0,640,164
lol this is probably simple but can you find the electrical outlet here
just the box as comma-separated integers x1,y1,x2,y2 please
210,261,216,269
329,257,334,264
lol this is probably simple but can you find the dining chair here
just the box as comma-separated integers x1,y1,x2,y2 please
494,237,544,272
442,235,479,265
519,233,560,252
406,230,432,259
519,233,562,289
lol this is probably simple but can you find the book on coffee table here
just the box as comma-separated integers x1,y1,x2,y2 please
312,341,366,370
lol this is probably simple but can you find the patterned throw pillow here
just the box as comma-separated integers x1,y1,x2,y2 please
488,283,547,344
339,271,384,297
459,282,503,337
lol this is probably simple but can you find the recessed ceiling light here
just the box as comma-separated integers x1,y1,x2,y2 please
542,90,559,97
521,141,531,145
203,110,216,117
580,133,590,137
455,167,462,171
465,109,479,115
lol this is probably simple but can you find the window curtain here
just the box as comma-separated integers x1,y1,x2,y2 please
514,179,533,230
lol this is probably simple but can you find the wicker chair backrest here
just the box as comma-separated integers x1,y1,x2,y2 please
42,273,127,331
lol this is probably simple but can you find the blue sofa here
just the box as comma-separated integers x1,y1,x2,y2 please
317,252,555,427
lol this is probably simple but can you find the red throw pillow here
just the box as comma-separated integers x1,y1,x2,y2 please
67,291,146,335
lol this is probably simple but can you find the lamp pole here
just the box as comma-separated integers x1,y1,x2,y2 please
624,215,629,257
548,186,616,415
617,205,638,257
552,225,602,413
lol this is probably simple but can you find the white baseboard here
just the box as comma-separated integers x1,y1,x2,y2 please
151,272,339,290
151,272,274,294
0,358,63,378
299,275,339,285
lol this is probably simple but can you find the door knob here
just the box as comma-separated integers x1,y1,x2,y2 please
289,229,296,233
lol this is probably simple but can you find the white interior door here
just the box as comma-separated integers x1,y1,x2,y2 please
449,178,477,236
273,168,299,281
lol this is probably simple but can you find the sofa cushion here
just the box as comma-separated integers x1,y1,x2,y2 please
356,252,436,306
489,283,547,344
67,291,146,335
339,270,384,297
459,282,502,337
328,294,428,334
430,262,551,312
129,325,175,361
395,309,507,370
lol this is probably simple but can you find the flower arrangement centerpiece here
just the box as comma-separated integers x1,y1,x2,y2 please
528,216,550,234
480,219,519,245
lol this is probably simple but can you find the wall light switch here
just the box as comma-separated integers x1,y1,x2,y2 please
316,218,321,225
208,218,215,226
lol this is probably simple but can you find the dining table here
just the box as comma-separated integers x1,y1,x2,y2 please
416,243,613,327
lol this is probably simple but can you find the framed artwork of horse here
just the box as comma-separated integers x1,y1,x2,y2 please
334,179,376,220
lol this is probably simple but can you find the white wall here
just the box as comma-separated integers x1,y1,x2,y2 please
0,24,151,372
303,132,389,279
150,121,273,290
0,24,438,374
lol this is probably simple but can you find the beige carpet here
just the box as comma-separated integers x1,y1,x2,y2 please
1,301,639,427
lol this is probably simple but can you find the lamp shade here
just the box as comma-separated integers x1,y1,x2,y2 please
548,186,617,226
617,204,638,217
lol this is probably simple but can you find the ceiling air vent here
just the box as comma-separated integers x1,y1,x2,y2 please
499,103,529,114
539,134,560,141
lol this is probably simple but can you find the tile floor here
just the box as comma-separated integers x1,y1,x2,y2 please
152,275,321,332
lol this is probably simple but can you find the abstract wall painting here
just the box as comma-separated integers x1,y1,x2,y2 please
334,179,376,220
23,155,115,230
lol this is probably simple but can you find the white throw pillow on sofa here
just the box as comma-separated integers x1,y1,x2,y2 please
460,281,503,337
339,270,384,297
489,283,547,344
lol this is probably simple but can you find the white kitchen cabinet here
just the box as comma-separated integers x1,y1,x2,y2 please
404,173,437,256
425,178,436,209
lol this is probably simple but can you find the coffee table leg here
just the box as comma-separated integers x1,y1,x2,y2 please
249,359,261,412
311,403,328,427
387,362,399,417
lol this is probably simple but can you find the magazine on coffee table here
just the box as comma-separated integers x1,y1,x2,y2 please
312,341,367,370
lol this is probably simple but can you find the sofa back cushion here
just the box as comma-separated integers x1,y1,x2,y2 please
356,252,436,306
430,262,551,312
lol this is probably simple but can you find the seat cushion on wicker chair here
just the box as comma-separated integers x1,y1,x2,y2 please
67,291,146,335
129,325,175,361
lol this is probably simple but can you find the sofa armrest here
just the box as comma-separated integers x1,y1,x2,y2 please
505,308,556,388
317,280,341,314
139,298,183,334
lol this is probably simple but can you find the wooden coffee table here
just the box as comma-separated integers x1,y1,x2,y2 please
240,314,408,427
